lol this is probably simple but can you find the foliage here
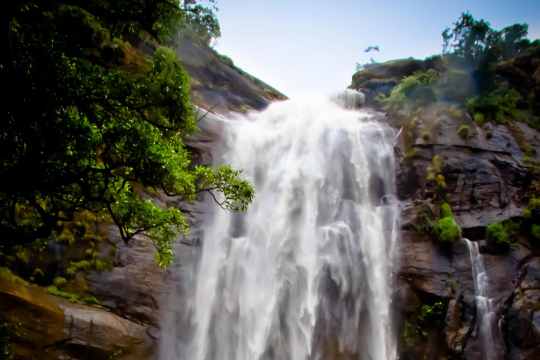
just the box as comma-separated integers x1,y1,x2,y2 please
466,88,522,124
46,285,99,304
380,69,439,114
401,300,447,350
486,220,519,250
486,222,510,246
418,301,446,324
457,124,471,139
1,1,252,267
443,12,531,67
442,13,538,94
181,1,221,44
473,113,486,126
426,155,447,197
440,202,453,218
435,216,461,243
426,154,443,179
434,203,461,243
53,276,68,288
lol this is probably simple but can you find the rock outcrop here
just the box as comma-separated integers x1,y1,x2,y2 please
174,36,287,114
0,274,153,360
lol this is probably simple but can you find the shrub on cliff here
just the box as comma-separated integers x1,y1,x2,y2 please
486,223,510,247
457,124,471,139
466,87,522,124
435,216,461,243
426,155,448,199
486,220,520,251
0,1,252,267
379,69,439,115
434,203,461,243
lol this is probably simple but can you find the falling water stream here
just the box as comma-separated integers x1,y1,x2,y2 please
160,97,400,360
464,239,497,360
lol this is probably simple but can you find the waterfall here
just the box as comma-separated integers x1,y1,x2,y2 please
160,97,400,360
463,239,497,360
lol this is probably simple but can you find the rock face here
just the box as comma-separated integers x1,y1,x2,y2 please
174,35,287,114
0,276,153,360
351,58,432,104
86,226,165,327
351,54,540,359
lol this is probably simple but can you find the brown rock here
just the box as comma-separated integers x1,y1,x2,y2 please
0,276,153,360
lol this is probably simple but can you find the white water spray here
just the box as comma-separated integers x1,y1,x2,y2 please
464,239,497,360
160,97,400,360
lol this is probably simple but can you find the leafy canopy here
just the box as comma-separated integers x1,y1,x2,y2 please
442,12,532,66
1,0,252,267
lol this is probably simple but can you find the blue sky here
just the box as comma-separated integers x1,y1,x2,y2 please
213,0,540,97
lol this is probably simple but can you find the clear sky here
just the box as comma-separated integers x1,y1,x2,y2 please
213,0,540,97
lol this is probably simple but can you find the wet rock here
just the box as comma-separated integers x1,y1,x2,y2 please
398,230,453,298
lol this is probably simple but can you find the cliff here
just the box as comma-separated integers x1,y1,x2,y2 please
174,36,286,113
351,48,540,359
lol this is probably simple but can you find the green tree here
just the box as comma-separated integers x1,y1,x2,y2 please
442,13,533,91
442,12,493,65
181,0,221,43
1,1,252,267
442,12,530,65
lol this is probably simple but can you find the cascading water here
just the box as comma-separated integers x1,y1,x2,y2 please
160,97,400,360
464,238,497,360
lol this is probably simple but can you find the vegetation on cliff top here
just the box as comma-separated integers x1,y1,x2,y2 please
368,12,540,131
0,1,253,268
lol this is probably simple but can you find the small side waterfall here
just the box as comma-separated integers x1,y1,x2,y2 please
464,239,498,360
160,98,400,360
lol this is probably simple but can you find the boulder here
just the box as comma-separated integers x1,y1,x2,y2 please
0,275,153,360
